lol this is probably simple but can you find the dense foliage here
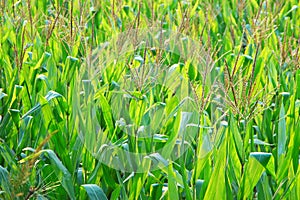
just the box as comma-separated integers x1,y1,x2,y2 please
0,0,299,199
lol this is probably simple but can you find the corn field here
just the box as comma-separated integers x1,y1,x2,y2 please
0,0,300,199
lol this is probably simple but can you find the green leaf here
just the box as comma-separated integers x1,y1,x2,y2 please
22,90,63,119
278,103,287,159
98,93,114,134
81,184,108,200
42,149,75,199
167,162,179,200
250,152,272,167
230,114,244,162
0,89,7,100
239,154,266,199
0,166,11,197
203,135,227,200
256,172,272,200
195,179,205,199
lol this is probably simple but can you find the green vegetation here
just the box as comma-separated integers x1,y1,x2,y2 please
0,0,300,199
